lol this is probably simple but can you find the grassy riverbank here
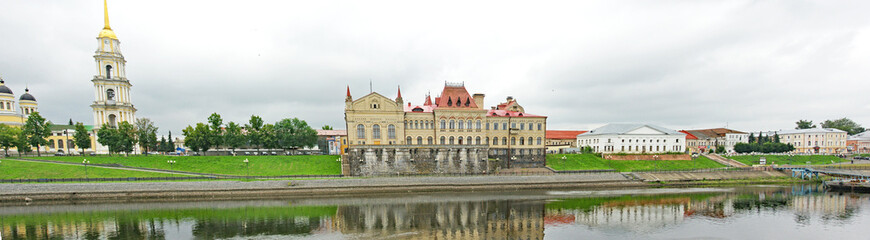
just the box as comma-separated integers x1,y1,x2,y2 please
0,159,184,179
22,155,342,176
727,155,845,166
546,154,727,172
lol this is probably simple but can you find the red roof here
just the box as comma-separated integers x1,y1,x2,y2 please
486,109,544,118
423,94,432,106
547,130,588,139
435,85,478,109
404,104,435,113
680,130,698,140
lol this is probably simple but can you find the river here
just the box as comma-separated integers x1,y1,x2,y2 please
0,185,867,239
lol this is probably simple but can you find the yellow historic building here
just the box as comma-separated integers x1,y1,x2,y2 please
0,78,38,126
344,82,547,172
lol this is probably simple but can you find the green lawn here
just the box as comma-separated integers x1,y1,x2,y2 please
727,155,846,166
0,159,183,179
546,154,727,172
23,155,342,176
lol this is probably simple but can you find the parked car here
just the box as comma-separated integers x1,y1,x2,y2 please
262,152,269,156
54,152,65,156
270,152,277,155
244,151,251,156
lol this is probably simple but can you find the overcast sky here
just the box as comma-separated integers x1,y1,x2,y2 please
1,0,869,135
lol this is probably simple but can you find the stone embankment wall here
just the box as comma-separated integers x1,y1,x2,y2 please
633,170,787,182
344,145,494,176
603,154,692,161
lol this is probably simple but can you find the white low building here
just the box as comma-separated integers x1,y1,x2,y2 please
577,123,686,153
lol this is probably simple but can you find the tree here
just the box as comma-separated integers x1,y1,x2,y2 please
773,133,780,143
224,121,245,153
245,115,264,151
0,124,21,157
748,133,755,144
207,113,224,151
261,123,278,150
15,130,31,157
73,122,91,156
135,118,158,155
97,123,120,155
116,121,138,155
715,145,725,154
321,125,333,130
796,120,815,129
68,118,73,126
275,118,318,153
22,112,52,156
167,131,175,152
182,123,212,154
158,136,167,153
821,117,866,135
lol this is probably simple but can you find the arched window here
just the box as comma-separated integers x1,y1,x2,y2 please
57,139,64,149
458,120,464,129
519,137,524,145
356,124,365,139
529,137,533,146
404,120,408,128
494,123,499,130
511,137,516,145
105,65,113,79
538,123,542,130
467,136,472,145
475,137,481,145
529,123,533,130
476,121,481,129
502,137,507,145
503,123,508,130
428,137,433,145
108,114,117,128
492,137,498,145
441,120,446,129
388,125,396,139
417,136,423,145
68,140,75,148
372,125,381,139
449,136,455,145
520,123,525,130
440,136,446,145
537,137,542,145
406,136,412,144
467,120,472,129
450,120,455,129
458,137,463,145
106,89,115,101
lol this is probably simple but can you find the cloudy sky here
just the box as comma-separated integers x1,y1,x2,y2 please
1,0,869,135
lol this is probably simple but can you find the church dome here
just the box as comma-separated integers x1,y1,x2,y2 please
19,88,35,101
0,81,12,95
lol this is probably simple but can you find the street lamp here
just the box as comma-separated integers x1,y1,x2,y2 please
167,160,176,171
82,159,90,179
243,158,250,179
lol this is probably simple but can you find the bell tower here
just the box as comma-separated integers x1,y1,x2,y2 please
91,0,136,129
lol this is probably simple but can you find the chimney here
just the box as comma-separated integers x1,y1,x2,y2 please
473,93,485,110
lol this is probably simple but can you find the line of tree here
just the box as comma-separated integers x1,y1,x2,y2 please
796,118,865,135
0,112,53,157
748,132,780,144
734,142,795,153
96,117,166,156
182,113,318,154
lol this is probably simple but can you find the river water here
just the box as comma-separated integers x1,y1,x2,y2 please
1,185,868,239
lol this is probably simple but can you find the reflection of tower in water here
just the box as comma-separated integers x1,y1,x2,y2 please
333,200,545,239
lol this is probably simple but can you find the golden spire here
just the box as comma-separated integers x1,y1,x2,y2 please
103,0,111,30
98,0,118,39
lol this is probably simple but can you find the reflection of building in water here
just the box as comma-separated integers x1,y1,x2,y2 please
546,195,735,232
791,194,868,221
333,200,545,239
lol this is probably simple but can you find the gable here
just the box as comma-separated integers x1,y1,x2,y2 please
351,92,401,111
626,126,667,135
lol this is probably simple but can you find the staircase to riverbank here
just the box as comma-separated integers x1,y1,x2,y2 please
704,154,747,167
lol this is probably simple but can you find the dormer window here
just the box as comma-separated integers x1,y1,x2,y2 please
412,107,423,112
465,97,471,107
456,98,462,106
447,97,452,106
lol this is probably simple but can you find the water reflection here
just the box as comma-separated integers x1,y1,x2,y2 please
1,186,869,239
